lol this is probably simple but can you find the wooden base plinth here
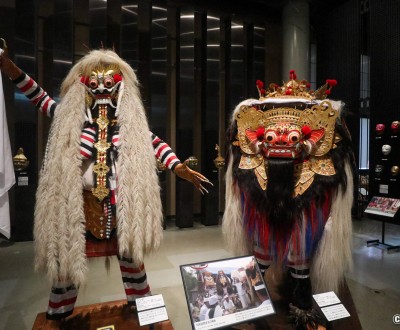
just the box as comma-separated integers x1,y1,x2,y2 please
32,299,173,330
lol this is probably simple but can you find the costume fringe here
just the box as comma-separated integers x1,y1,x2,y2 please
34,81,87,286
116,80,163,265
222,150,252,256
310,160,353,293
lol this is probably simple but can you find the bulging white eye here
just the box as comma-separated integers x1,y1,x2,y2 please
287,131,300,143
104,76,114,88
89,78,98,89
265,131,277,143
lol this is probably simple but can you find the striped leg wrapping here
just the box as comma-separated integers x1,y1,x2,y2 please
46,283,78,320
253,245,272,274
118,257,151,304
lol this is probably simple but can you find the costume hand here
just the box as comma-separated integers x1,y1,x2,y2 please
174,162,213,194
0,39,22,80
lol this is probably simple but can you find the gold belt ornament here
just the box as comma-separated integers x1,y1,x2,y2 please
92,104,111,201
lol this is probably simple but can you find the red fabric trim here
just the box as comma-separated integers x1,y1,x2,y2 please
165,155,178,167
42,98,52,116
125,286,150,296
85,235,118,257
81,134,95,143
20,77,34,93
32,91,46,105
48,297,77,309
120,264,145,274
155,144,168,158
80,150,91,158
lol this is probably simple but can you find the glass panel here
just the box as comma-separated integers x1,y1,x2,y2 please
121,0,138,67
53,0,73,99
89,0,107,49
178,8,195,157
150,4,168,136
359,118,370,170
14,0,37,120
205,13,220,178
253,24,265,94
231,20,244,106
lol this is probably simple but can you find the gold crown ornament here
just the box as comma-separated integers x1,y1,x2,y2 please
256,70,338,100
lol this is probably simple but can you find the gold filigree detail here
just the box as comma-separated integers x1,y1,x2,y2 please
255,163,267,190
97,115,110,130
294,161,315,197
85,92,93,108
239,153,264,170
92,185,110,201
264,108,303,124
310,155,336,176
299,101,338,156
92,104,112,201
93,162,110,176
95,140,111,153
235,106,264,155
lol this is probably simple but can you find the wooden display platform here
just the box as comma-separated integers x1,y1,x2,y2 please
32,280,361,330
32,299,173,330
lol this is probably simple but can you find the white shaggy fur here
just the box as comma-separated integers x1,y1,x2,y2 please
34,50,163,287
310,161,354,293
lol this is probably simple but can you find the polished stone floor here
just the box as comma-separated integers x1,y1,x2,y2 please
0,217,400,330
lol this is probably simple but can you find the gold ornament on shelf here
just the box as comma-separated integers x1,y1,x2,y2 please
213,144,225,169
13,147,29,171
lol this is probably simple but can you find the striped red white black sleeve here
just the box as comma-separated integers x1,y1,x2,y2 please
13,72,57,118
150,132,181,171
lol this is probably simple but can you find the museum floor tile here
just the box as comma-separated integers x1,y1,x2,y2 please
0,217,400,330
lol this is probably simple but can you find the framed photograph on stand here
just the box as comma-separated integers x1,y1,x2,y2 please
364,196,400,218
180,255,275,330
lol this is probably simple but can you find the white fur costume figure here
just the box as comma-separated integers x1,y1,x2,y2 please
0,47,210,320
223,71,355,329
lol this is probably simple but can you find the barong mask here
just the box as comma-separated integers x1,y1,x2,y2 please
235,71,339,196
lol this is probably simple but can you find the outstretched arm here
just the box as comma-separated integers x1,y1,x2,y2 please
0,41,57,117
150,132,212,194
174,161,212,194
0,42,22,80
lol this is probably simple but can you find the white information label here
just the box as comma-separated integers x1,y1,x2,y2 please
138,307,168,326
136,294,165,312
379,184,389,194
18,176,29,186
313,291,341,307
321,304,350,321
